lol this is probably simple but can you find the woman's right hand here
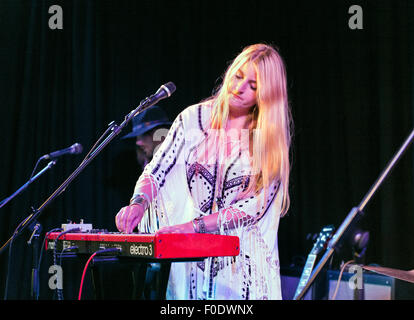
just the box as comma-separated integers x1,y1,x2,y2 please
115,204,146,234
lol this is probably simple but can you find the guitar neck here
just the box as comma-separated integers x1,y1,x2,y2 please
293,253,317,299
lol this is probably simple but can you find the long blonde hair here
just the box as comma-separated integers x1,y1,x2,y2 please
209,43,293,216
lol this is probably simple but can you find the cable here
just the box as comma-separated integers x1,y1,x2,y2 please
78,252,98,300
3,237,14,300
38,228,63,276
331,260,355,300
59,246,78,266
0,215,27,254
78,248,121,300
52,228,81,266
34,227,63,300
3,217,31,299
51,228,81,300
53,245,78,301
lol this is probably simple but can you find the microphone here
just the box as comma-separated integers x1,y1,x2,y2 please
146,82,176,106
126,82,176,128
40,143,83,160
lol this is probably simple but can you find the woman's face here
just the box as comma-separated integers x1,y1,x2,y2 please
228,62,258,114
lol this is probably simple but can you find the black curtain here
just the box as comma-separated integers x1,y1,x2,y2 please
0,0,413,299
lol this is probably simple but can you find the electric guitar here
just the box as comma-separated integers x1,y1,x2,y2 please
293,225,335,300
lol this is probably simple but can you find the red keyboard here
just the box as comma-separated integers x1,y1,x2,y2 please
46,232,240,259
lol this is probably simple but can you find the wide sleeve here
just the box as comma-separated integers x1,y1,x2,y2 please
132,104,205,232
217,179,283,232
215,179,284,300
131,110,186,201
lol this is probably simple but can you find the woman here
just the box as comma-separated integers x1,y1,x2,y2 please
115,43,293,300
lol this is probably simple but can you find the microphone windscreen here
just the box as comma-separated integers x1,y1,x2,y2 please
72,143,83,154
163,82,176,96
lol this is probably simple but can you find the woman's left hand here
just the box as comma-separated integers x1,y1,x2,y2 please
156,222,194,234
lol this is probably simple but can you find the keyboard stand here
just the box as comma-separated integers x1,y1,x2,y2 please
54,252,199,300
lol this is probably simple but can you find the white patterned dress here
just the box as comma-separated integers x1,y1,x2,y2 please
133,102,283,300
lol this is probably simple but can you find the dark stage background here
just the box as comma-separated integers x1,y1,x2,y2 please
0,0,413,300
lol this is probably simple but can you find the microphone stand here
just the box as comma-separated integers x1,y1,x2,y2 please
294,127,414,300
1,96,158,255
0,160,57,209
0,160,56,300
0,94,162,300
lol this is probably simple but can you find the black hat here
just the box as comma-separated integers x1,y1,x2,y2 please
121,105,172,139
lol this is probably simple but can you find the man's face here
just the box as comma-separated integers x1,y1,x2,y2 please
135,132,156,158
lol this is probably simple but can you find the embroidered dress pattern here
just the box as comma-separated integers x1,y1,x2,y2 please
132,103,283,300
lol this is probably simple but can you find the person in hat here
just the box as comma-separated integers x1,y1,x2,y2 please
122,105,172,169
116,44,293,300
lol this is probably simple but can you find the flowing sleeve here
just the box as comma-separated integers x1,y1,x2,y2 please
132,104,204,232
133,111,186,193
215,179,284,300
217,179,283,232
